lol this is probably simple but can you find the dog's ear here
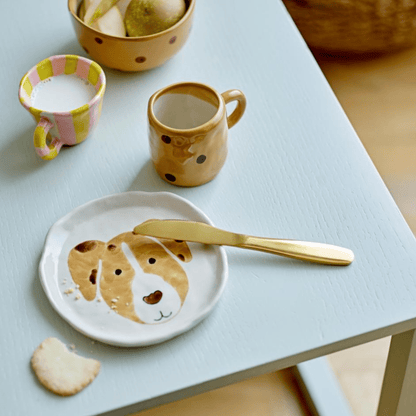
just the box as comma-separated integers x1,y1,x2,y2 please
68,240,105,301
157,238,192,263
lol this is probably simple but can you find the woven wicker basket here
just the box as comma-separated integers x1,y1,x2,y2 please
283,0,416,54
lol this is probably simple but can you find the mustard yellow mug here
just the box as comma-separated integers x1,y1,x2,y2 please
19,55,106,160
148,82,246,187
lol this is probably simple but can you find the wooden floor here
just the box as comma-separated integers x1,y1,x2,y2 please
135,46,416,416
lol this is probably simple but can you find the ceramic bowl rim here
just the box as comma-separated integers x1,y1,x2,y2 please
67,0,195,41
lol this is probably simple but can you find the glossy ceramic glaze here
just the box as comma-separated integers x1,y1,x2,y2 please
39,191,228,347
18,55,106,160
148,82,246,187
68,0,195,72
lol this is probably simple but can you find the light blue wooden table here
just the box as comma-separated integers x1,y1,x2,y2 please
2,0,416,415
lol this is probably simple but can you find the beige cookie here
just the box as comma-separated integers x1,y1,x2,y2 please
31,337,100,396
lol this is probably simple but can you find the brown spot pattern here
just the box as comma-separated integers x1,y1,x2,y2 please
68,232,192,322
162,135,171,144
89,269,97,284
75,241,97,253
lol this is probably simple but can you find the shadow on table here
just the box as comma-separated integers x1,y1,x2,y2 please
126,159,223,206
127,159,176,193
227,249,335,272
0,127,47,179
31,253,78,338
49,39,86,58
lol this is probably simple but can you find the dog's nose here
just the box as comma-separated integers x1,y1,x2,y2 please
165,173,176,182
143,290,163,305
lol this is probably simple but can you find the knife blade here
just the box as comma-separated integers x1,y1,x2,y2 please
133,220,354,266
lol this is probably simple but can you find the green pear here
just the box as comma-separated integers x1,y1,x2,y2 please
117,0,132,18
91,5,126,37
78,0,86,20
83,0,119,25
84,0,94,9
125,0,186,37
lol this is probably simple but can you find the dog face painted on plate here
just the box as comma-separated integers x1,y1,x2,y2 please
68,232,192,324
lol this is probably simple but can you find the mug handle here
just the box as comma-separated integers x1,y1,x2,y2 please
34,117,62,160
221,90,247,129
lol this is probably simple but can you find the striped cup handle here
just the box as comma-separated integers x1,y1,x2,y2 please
34,117,63,160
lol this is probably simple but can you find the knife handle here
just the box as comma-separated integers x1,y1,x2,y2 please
240,236,354,266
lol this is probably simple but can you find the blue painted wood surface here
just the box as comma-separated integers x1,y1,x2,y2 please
2,0,416,415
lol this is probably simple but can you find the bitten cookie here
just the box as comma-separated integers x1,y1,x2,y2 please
31,337,100,396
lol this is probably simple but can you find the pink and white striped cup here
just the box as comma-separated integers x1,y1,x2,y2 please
18,55,106,160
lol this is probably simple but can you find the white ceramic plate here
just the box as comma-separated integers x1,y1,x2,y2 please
39,192,228,346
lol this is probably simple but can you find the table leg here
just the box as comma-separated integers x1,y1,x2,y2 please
294,357,354,416
377,329,416,416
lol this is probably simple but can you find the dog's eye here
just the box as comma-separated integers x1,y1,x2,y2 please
148,258,156,264
114,269,122,275
196,155,206,164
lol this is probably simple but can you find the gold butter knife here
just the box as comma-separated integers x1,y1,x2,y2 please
133,220,354,266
